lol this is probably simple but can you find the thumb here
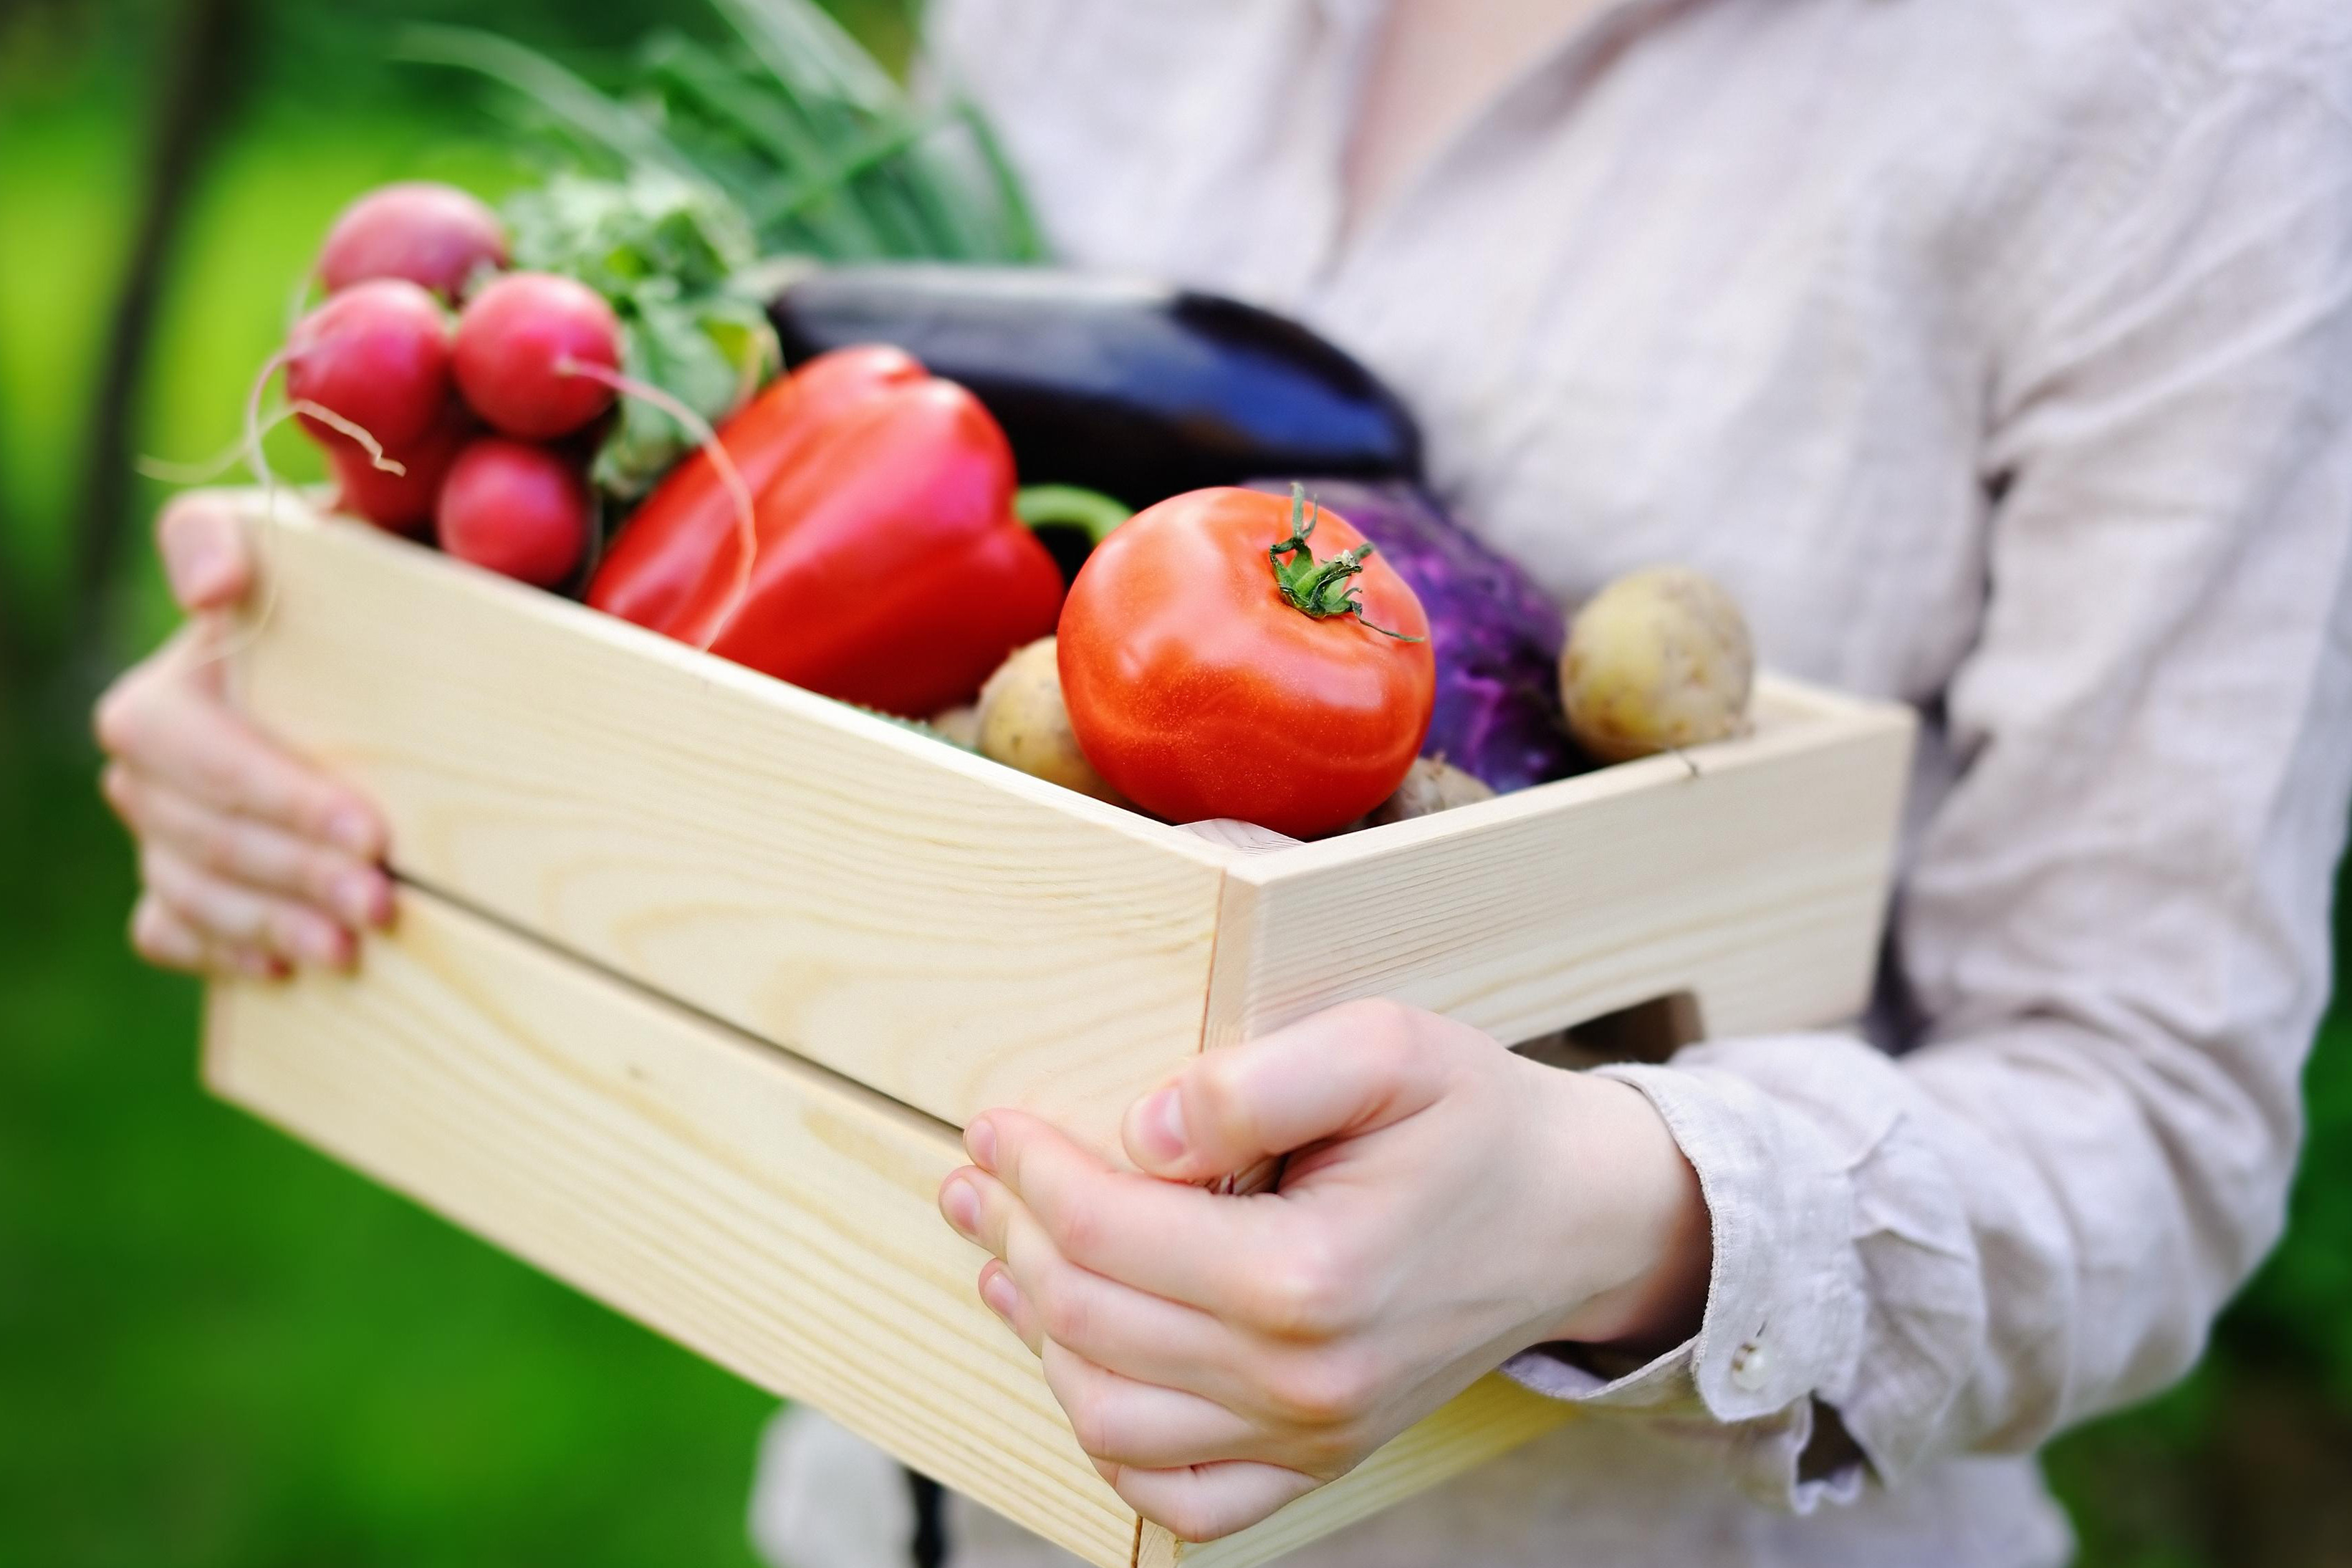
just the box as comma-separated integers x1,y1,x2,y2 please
1121,999,1461,1183
157,495,254,612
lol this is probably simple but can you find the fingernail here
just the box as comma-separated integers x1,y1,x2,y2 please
966,1115,999,1173
326,807,378,857
330,867,390,929
165,531,234,604
940,1174,981,1238
1128,1087,1187,1165
294,918,349,968
979,1264,1022,1324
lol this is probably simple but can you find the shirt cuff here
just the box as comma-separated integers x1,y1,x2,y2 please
1494,1043,1899,1509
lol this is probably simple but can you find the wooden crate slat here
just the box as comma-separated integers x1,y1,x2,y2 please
206,887,1141,1567
205,888,1593,1568
1138,1374,1575,1567
226,496,1230,1148
226,497,1913,1158
1204,691,1914,1052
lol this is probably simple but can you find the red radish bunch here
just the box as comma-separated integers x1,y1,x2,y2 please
436,440,595,588
279,180,624,588
285,279,451,452
324,402,474,534
453,273,621,440
317,182,509,301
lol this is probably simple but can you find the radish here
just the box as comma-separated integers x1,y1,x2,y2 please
330,403,474,535
317,181,509,302
453,272,622,440
436,437,592,587
284,279,451,453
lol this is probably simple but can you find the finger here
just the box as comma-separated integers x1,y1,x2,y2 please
144,845,356,968
96,673,383,857
980,1207,1406,1457
108,765,393,928
1123,998,1468,1183
1041,1342,1297,1473
975,1259,1045,1353
1105,1459,1323,1546
128,891,210,973
129,893,284,980
962,1115,1292,1316
989,1223,1247,1395
953,1173,1269,1404
156,493,254,611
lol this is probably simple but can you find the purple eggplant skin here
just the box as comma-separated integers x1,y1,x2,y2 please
1248,478,1590,794
771,267,1426,510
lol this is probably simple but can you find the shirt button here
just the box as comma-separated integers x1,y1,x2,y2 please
1730,1340,1772,1392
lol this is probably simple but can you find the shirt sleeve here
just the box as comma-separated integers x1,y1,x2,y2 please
1504,18,2352,1508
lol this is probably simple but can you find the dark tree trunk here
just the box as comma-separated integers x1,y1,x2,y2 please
61,0,250,687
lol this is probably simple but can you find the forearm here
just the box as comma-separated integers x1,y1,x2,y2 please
1527,1072,1712,1352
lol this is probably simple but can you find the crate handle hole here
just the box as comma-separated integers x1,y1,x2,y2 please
1510,991,1704,1071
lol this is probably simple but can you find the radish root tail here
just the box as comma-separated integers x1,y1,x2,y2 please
137,401,403,486
178,348,309,675
156,328,413,675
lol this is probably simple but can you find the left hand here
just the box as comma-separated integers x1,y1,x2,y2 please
937,998,1711,1542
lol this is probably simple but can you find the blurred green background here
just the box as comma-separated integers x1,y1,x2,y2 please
2,1,2348,1564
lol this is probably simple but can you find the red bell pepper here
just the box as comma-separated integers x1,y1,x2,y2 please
587,345,1066,716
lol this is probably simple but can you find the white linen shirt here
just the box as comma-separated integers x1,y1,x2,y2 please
842,1,2352,1563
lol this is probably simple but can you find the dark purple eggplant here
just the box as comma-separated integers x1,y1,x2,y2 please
1250,478,1588,794
768,265,1424,511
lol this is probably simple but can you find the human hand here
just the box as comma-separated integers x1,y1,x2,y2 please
937,999,1711,1541
93,493,394,977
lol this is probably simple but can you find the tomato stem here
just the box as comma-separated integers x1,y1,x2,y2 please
1267,484,1424,642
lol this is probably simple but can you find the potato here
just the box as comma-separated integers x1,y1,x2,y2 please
1558,567,1754,763
1365,758,1497,825
927,703,982,749
976,638,1127,804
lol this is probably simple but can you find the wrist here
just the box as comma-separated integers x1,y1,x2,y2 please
1522,1067,1712,1350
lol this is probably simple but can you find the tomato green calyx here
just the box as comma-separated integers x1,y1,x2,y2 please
1267,484,1424,642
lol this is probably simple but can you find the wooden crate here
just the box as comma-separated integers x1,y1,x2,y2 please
209,886,1588,1568
201,492,1916,1565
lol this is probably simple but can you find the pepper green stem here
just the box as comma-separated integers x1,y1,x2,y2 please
1267,484,1424,642
1015,484,1132,546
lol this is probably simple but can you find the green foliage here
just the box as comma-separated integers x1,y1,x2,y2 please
2227,898,2352,1403
506,170,781,496
403,0,1039,264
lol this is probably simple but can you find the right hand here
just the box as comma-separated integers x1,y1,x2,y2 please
93,493,395,978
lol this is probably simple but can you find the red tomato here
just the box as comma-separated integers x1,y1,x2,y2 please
1057,486,1435,837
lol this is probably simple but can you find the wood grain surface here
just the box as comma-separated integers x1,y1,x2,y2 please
223,496,1910,1153
1201,677,1914,1054
223,494,1230,1149
1139,1373,1577,1567
205,888,1588,1568
206,887,1143,1566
